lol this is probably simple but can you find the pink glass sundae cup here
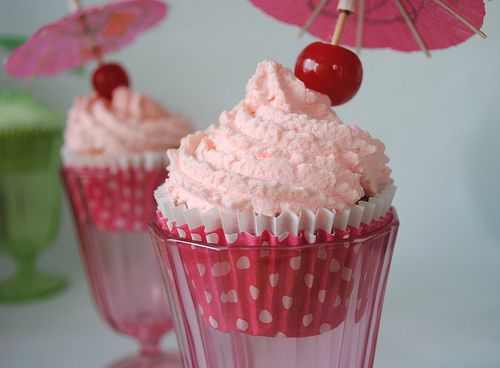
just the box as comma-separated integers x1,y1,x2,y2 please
62,87,192,367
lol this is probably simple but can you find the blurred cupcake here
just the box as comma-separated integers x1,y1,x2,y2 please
60,74,192,364
62,86,193,232
153,60,397,338
0,90,62,171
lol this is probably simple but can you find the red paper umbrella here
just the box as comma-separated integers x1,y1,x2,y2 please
250,0,486,56
6,0,167,78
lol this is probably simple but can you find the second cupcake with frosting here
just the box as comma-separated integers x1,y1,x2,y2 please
62,86,193,232
63,86,192,166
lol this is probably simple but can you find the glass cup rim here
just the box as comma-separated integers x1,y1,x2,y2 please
149,208,399,252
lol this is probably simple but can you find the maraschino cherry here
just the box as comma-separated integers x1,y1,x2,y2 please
295,42,362,106
92,62,130,100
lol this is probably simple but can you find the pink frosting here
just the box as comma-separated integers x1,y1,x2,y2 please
164,60,392,216
64,87,193,155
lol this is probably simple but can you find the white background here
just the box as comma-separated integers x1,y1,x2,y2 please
1,1,500,367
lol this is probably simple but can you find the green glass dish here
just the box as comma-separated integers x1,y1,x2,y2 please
0,91,67,302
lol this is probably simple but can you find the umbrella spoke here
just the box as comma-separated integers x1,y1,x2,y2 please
299,0,330,37
36,37,59,75
432,0,486,39
393,0,430,57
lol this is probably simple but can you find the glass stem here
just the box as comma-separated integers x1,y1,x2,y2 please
17,257,37,279
140,337,161,357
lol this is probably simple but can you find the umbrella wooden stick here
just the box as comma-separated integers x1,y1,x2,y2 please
69,0,82,12
331,11,348,45
331,0,356,45
299,0,330,37
70,0,104,63
432,0,487,39
356,0,366,52
394,0,431,57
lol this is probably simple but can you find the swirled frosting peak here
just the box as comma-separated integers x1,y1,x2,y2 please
164,60,392,216
64,87,193,155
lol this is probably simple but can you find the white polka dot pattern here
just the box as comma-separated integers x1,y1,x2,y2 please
211,262,231,277
64,165,167,232
236,256,251,270
173,239,369,338
236,319,249,331
269,273,280,287
259,310,273,324
209,316,218,328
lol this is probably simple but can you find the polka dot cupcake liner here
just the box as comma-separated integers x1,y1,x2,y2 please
62,151,168,232
154,185,397,337
154,210,398,338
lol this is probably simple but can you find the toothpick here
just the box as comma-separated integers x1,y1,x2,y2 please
331,11,349,45
331,0,356,45
69,0,82,12
70,0,103,63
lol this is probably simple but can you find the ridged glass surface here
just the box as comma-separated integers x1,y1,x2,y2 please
152,213,399,368
0,131,67,302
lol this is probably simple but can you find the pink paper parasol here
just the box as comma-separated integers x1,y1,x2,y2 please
250,0,486,55
5,0,167,78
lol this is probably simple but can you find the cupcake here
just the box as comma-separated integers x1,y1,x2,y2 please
153,60,397,338
62,86,193,232
0,90,62,171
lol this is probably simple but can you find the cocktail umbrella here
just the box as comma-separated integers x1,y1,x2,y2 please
250,0,486,56
5,0,166,78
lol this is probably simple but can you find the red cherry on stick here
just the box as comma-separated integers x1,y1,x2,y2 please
92,62,130,100
295,42,363,106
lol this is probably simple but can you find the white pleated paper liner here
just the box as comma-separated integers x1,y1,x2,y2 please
154,184,396,245
153,185,397,337
61,146,168,170
62,148,169,232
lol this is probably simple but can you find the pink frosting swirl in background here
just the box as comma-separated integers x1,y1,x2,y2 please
164,60,392,216
64,87,193,155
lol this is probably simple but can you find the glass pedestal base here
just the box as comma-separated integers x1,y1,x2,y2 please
108,352,182,368
0,270,67,303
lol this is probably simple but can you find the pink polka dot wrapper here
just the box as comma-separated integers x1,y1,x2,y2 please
62,151,168,232
153,185,397,338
